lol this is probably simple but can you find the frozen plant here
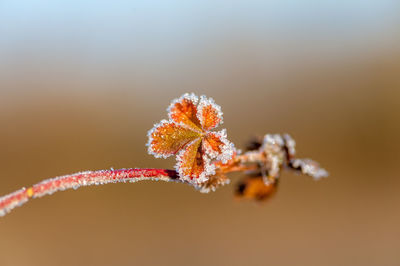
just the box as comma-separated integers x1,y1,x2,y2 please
0,93,328,217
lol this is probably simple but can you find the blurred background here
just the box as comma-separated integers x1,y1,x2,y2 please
0,1,399,265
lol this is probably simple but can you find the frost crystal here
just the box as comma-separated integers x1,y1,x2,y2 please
0,188,29,217
195,174,230,193
290,159,329,180
283,134,296,158
261,134,286,183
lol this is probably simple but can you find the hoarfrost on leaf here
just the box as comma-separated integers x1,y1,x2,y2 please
147,93,235,185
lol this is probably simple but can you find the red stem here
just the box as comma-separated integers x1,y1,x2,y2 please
0,168,179,217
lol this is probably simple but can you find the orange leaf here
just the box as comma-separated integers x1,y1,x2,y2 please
177,138,214,184
168,93,202,132
203,132,224,157
204,130,234,163
148,120,200,158
236,177,277,201
197,96,222,131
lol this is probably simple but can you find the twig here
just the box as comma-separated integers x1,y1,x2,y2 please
0,168,179,217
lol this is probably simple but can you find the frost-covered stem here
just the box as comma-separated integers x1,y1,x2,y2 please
215,153,260,174
0,168,179,217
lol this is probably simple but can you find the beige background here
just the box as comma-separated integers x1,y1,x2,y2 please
0,1,399,266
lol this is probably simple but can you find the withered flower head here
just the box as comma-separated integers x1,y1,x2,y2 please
147,93,235,184
235,134,328,201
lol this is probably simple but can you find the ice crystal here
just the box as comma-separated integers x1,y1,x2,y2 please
195,174,230,193
0,188,29,217
261,134,287,183
290,159,328,180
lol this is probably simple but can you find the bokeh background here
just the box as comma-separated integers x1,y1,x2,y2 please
0,1,399,265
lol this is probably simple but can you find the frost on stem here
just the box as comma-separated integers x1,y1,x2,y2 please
290,159,329,180
0,169,179,217
0,188,30,217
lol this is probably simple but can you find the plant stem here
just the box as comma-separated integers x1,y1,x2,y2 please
0,168,179,217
